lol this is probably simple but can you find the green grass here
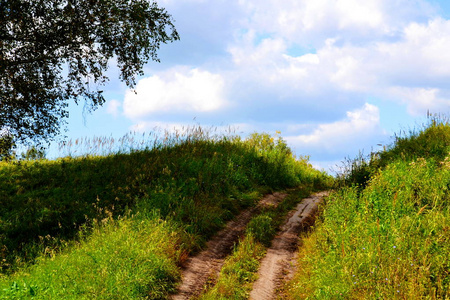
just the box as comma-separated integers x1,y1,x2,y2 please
1,216,182,299
198,233,266,300
287,116,450,299
0,128,331,299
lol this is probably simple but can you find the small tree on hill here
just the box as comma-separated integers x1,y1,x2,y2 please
0,131,15,161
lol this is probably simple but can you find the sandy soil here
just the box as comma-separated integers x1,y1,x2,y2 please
170,192,287,300
249,191,329,300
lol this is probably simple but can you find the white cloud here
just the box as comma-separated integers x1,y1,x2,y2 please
106,99,121,117
229,35,287,68
388,87,450,116
236,0,435,46
225,12,450,115
101,0,450,167
123,68,227,120
228,37,376,99
121,0,450,128
335,0,384,29
376,18,450,79
285,103,386,155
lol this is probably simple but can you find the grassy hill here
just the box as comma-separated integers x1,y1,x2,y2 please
286,116,450,299
0,128,331,299
6,117,447,300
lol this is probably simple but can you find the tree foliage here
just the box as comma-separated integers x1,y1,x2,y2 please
0,0,179,145
0,130,15,161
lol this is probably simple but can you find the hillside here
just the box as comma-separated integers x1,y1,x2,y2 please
286,116,450,299
0,128,331,299
5,118,447,299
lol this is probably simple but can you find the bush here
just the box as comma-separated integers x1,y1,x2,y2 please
246,214,275,247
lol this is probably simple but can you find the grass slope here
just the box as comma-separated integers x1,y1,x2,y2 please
287,117,450,299
0,129,331,299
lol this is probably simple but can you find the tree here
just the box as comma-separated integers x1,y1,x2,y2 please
21,145,46,160
0,0,179,146
0,130,15,161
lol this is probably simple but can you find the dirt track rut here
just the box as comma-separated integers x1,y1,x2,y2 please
170,192,288,300
249,191,329,300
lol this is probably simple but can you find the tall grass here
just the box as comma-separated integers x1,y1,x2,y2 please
335,114,450,188
287,117,450,299
0,127,331,299
1,216,182,299
57,126,237,157
198,233,266,300
377,114,450,167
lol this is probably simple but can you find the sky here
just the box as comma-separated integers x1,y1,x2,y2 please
60,0,450,172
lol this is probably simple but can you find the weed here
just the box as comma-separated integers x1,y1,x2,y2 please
246,214,275,247
198,234,266,300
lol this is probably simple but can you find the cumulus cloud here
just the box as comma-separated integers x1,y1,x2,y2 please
285,103,387,157
226,12,450,116
388,87,450,116
376,19,450,80
123,68,227,120
121,0,450,127
237,0,436,46
110,0,450,169
106,99,121,117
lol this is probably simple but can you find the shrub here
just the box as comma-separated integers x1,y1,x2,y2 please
246,214,276,247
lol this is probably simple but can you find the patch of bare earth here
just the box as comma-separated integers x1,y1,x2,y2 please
170,192,287,300
249,191,329,300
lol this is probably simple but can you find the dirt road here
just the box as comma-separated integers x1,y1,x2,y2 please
249,191,329,300
170,192,288,300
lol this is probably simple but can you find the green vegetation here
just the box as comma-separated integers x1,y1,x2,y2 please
7,115,448,299
287,116,450,299
1,216,182,299
199,233,266,300
0,128,330,299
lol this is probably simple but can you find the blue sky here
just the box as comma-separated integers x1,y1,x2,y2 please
59,0,450,171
